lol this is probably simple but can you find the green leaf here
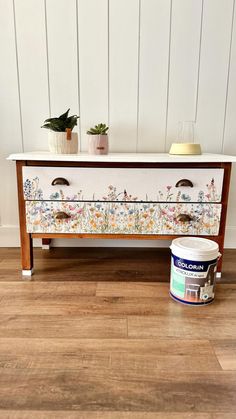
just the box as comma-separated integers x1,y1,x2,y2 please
41,123,51,130
44,117,58,123
59,108,70,120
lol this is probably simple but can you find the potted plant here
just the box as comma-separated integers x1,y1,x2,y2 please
87,123,109,155
41,108,79,154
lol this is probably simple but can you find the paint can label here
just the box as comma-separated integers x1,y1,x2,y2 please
170,254,218,305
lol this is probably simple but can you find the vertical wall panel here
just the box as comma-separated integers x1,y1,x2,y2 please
0,0,22,226
137,0,170,152
223,2,236,154
78,0,108,151
166,0,202,151
109,0,139,152
222,3,236,230
196,0,234,152
14,0,49,151
46,0,79,120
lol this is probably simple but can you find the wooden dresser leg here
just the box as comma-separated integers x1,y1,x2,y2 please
42,238,51,250
16,161,34,277
216,162,232,279
21,234,34,276
216,239,224,279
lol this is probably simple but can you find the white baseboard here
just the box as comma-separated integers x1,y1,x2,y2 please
1,225,236,248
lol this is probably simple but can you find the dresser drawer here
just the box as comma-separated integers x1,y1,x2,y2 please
26,201,221,236
23,167,224,203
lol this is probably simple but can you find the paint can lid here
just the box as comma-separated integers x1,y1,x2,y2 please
170,237,219,261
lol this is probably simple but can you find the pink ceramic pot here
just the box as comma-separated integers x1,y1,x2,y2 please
88,134,109,155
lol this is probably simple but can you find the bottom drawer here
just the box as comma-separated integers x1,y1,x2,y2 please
26,201,221,236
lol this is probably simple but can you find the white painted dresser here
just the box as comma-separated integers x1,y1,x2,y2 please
8,152,236,277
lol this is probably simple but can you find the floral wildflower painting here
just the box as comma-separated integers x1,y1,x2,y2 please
23,171,221,236
23,177,221,203
26,200,221,236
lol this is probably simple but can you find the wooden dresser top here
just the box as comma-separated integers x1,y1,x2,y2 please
7,152,236,163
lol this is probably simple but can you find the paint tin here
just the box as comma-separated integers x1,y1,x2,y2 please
170,237,220,305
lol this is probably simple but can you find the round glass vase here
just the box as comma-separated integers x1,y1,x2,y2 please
169,121,202,155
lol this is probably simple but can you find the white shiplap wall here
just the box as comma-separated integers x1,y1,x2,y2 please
1,0,236,247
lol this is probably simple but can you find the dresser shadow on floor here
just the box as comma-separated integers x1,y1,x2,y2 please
30,247,170,282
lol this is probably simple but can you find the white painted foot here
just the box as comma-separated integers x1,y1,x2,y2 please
216,272,222,279
42,244,50,250
22,268,34,276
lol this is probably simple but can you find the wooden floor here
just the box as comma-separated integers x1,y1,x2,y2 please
0,247,236,419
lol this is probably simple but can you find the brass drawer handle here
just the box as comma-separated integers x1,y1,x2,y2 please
54,211,71,220
51,177,70,186
175,179,193,187
176,214,193,222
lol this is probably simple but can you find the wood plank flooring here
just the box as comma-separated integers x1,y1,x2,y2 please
0,247,236,418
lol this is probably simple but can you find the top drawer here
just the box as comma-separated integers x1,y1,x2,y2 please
22,166,224,203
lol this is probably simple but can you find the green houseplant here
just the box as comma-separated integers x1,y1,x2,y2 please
87,123,109,155
41,109,79,154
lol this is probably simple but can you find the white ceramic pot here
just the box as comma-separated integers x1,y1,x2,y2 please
88,134,109,155
48,131,79,154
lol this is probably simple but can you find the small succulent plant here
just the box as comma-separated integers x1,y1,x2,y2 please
87,123,109,135
41,109,79,132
